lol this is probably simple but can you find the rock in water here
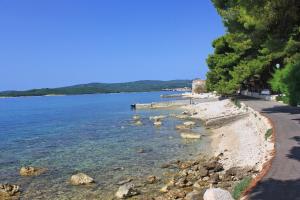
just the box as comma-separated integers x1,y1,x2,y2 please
70,173,94,185
20,166,47,176
154,121,162,126
133,115,141,121
0,184,20,199
180,133,201,139
117,178,133,186
176,125,190,130
137,148,145,153
134,120,143,126
146,175,159,184
150,115,166,122
159,185,170,193
115,183,139,199
183,121,196,127
203,188,234,200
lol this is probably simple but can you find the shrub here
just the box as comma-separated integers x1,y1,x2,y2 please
265,128,273,140
270,60,300,106
232,176,252,200
231,98,241,108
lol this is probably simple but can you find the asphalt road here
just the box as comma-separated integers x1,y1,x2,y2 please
240,98,300,200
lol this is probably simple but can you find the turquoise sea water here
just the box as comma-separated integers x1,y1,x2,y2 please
0,92,209,199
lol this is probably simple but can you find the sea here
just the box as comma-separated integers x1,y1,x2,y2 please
0,91,209,199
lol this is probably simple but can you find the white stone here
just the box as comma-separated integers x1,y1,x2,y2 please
160,185,170,193
134,121,143,126
180,133,201,139
203,188,234,200
150,115,166,122
133,115,141,120
154,121,162,126
70,173,94,185
115,183,139,199
183,121,196,127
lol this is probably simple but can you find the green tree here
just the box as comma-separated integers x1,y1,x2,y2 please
207,0,300,105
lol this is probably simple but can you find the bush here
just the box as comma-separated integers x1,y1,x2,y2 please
265,128,273,140
231,98,241,108
232,176,252,200
270,60,300,106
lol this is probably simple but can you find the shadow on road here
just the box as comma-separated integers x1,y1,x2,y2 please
250,178,300,200
292,118,300,124
261,105,300,115
287,136,300,162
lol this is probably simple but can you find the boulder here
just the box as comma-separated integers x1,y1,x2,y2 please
134,120,143,126
115,183,139,199
117,178,133,186
224,167,248,181
180,133,201,139
176,125,191,130
160,185,170,193
197,166,209,178
204,161,218,170
20,166,47,176
209,174,220,184
193,180,208,189
133,115,141,121
160,163,172,169
154,121,162,126
167,189,187,199
213,163,224,172
182,111,189,115
203,188,234,200
183,121,196,127
179,161,193,169
70,173,94,185
175,115,190,119
175,177,192,188
150,115,166,122
146,175,159,184
185,190,202,200
137,148,145,153
0,184,20,198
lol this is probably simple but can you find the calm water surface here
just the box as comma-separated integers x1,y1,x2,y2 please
0,92,209,199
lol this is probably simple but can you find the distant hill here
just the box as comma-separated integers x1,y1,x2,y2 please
0,80,192,97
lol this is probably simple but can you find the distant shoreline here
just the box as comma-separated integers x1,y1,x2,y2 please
0,80,192,98
0,90,188,99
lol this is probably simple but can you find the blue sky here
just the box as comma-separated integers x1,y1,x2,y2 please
0,0,224,90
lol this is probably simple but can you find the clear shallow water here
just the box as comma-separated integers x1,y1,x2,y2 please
0,92,209,199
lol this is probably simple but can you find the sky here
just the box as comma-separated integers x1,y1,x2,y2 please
0,0,225,91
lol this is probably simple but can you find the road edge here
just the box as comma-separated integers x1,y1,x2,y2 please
242,112,276,199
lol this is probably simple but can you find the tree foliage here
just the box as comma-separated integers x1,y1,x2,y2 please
207,0,300,105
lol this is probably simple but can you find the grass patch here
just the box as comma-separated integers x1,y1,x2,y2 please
265,128,273,140
231,98,241,108
232,176,252,200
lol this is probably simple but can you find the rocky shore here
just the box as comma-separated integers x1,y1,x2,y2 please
123,97,274,199
184,99,274,172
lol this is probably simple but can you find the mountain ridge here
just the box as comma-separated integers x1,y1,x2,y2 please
0,80,192,97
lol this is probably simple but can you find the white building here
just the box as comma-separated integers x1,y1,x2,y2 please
192,79,206,94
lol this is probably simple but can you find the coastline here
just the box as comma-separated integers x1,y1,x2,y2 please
135,94,275,199
0,93,276,200
183,99,274,172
